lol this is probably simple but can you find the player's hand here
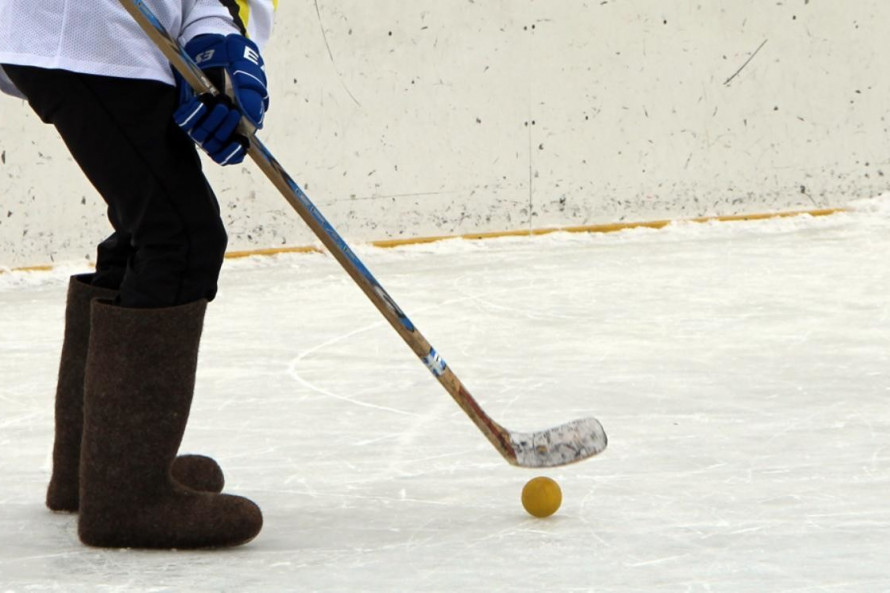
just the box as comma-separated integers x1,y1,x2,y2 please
174,94,247,165
173,34,270,165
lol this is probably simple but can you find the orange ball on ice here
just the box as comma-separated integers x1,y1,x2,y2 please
521,476,562,518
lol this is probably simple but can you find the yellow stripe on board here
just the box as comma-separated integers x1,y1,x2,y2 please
4,264,55,273
226,245,322,259
371,208,844,249
0,207,846,275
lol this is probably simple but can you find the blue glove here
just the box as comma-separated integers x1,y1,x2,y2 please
173,34,270,165
174,95,246,165
183,33,269,128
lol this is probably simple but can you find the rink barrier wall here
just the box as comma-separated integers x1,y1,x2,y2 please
3,1,889,268
4,207,844,274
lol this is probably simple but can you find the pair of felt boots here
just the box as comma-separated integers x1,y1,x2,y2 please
47,275,262,548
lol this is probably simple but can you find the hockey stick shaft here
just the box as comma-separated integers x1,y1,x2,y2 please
119,0,606,467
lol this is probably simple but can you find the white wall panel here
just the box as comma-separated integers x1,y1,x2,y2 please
2,1,888,268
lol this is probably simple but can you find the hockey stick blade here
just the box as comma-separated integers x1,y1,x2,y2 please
509,417,607,468
120,0,608,468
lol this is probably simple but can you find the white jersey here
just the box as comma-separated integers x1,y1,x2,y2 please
0,0,275,98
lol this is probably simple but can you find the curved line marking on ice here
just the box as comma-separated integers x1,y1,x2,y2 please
287,319,421,417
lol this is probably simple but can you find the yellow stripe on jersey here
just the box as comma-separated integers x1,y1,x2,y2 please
236,0,250,29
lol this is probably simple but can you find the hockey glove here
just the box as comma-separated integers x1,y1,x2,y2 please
173,34,270,166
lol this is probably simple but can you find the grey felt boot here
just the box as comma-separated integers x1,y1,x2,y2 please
46,275,225,512
78,299,262,548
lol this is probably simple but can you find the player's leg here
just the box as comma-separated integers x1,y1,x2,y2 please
3,64,261,547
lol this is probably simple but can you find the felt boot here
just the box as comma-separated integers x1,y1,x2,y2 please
78,299,262,548
46,275,225,512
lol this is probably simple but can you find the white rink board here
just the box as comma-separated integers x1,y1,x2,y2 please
3,0,890,268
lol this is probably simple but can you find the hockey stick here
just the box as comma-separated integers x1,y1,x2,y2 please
118,0,607,467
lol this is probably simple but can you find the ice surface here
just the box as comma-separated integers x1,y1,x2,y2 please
2,197,890,591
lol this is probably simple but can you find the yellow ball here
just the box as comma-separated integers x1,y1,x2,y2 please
521,476,562,518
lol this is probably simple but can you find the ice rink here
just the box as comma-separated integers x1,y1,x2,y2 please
2,197,890,592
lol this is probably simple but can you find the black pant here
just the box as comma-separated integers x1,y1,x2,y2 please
3,65,227,308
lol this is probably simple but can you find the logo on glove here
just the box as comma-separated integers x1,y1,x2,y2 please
243,46,261,66
194,49,216,65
